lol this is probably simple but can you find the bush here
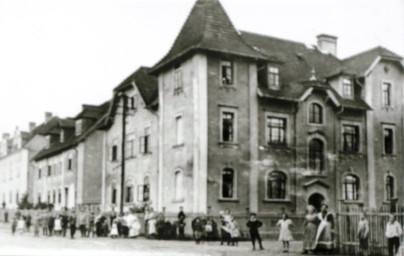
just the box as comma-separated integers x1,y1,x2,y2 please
18,193,33,210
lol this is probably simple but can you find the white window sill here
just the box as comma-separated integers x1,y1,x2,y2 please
263,199,291,203
341,200,364,204
218,142,239,149
218,198,239,202
219,84,236,90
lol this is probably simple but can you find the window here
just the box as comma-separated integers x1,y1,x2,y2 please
37,193,41,204
221,111,236,142
67,158,72,170
343,125,359,152
267,117,286,146
174,67,183,92
125,184,133,203
384,128,394,154
268,66,280,89
174,170,183,201
111,145,118,161
48,165,52,176
175,116,183,145
309,139,324,172
38,168,41,179
343,175,359,200
143,176,150,202
111,184,117,204
9,191,12,203
64,187,68,207
309,103,323,124
16,192,19,204
75,120,83,136
140,127,151,154
60,129,65,143
52,190,56,204
221,168,235,199
386,175,395,200
221,61,233,85
125,133,135,158
382,82,392,107
342,78,353,98
129,95,136,110
47,192,50,203
266,171,286,199
58,189,61,203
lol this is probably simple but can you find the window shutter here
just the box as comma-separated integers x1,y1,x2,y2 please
137,185,144,202
108,146,112,161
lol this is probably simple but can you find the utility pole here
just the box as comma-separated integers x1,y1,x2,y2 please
120,94,127,215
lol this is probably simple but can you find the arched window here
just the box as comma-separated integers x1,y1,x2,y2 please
174,170,183,201
267,171,287,199
222,168,235,199
309,139,324,172
309,103,323,124
386,175,395,201
125,181,134,203
343,175,360,200
111,183,117,204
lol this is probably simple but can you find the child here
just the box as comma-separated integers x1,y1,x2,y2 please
11,216,17,235
16,216,25,234
54,215,62,236
357,212,369,256
247,213,264,250
110,219,119,238
229,216,240,246
277,213,293,253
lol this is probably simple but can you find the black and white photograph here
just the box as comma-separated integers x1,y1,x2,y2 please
0,0,403,255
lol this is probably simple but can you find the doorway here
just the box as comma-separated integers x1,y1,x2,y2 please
308,193,325,212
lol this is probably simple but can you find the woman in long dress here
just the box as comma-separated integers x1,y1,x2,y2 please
357,212,369,256
315,204,334,254
146,208,157,238
128,212,141,238
303,205,319,254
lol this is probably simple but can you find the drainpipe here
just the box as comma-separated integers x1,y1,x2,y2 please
119,93,128,216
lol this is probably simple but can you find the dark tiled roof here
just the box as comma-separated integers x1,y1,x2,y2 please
75,101,110,120
114,67,158,106
150,0,267,74
240,31,343,84
343,46,403,75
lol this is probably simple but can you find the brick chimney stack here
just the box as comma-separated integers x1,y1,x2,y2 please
45,112,53,123
317,34,338,56
29,122,36,132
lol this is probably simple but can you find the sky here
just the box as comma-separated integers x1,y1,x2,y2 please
0,0,403,136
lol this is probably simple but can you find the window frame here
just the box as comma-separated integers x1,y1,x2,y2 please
140,127,151,154
125,181,134,203
220,60,234,86
174,66,183,94
381,81,393,108
175,115,184,146
47,165,52,177
342,174,360,201
382,124,395,155
111,182,117,205
173,169,184,202
342,77,354,99
308,101,325,125
268,66,280,90
307,137,326,173
125,132,136,159
219,107,238,143
219,167,237,200
341,122,361,153
266,112,289,147
67,158,72,171
385,174,396,201
265,170,288,201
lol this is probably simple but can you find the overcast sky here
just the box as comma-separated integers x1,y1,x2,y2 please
0,0,403,136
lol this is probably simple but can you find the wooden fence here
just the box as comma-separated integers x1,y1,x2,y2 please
337,205,404,256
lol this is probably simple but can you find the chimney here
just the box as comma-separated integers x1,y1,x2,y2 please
2,133,10,140
317,34,338,56
45,112,52,123
29,122,36,132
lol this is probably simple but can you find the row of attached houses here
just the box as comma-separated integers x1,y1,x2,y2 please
1,0,403,218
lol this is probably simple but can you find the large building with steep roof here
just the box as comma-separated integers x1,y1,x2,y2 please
147,0,404,219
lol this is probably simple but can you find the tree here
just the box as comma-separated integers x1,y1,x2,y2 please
18,193,33,210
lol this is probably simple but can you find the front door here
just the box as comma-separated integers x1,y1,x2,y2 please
308,193,325,212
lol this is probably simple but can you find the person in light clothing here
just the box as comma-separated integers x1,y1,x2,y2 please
53,215,62,236
385,214,402,256
277,213,293,253
357,212,369,256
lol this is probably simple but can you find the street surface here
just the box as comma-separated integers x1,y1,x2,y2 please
0,223,312,256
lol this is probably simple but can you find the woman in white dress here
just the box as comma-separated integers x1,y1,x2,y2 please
146,208,157,238
128,213,141,238
54,215,62,236
16,216,25,234
110,220,119,238
277,213,293,253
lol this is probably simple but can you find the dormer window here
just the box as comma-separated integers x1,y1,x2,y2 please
342,78,353,98
268,66,279,90
75,120,83,136
60,130,65,143
221,60,233,85
382,82,392,107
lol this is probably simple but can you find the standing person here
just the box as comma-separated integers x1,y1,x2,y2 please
177,207,186,240
48,212,55,237
192,217,203,244
247,213,264,250
54,215,62,236
61,209,69,237
87,212,95,237
41,211,48,236
127,210,141,238
277,213,293,253
78,208,87,237
229,216,240,246
357,212,369,256
33,211,40,237
386,213,402,256
146,207,157,239
110,219,119,238
25,213,32,232
11,216,17,235
315,204,334,254
16,215,25,234
302,205,318,254
220,210,231,245
121,212,129,238
205,216,215,242
69,210,77,239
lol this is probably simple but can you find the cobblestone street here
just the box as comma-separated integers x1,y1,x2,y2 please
0,224,308,256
